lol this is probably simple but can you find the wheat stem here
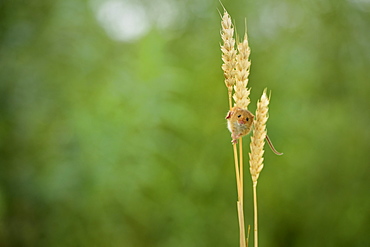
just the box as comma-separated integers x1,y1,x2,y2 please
237,200,246,247
246,225,251,247
233,143,241,200
252,182,258,247
239,138,246,246
232,141,246,247
239,138,243,200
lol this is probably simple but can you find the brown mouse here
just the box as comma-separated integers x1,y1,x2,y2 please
225,106,254,144
225,107,283,155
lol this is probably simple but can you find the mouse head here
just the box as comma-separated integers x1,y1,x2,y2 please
226,107,254,125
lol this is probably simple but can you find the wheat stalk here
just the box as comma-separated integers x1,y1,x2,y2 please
233,33,252,247
221,8,254,247
249,90,269,247
221,9,246,247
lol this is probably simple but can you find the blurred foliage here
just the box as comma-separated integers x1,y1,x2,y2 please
1,0,370,246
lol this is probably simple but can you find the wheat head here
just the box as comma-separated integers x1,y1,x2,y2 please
233,34,251,109
249,90,269,184
221,11,237,95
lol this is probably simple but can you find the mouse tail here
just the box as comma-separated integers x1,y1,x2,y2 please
265,134,283,155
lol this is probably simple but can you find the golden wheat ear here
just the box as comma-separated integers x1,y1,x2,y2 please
220,9,237,109
233,32,251,109
249,90,269,184
265,135,283,155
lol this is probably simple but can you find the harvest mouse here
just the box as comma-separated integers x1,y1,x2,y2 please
226,106,283,155
225,107,254,144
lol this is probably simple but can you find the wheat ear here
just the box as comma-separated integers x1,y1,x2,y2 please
249,90,269,247
221,10,237,110
234,32,251,109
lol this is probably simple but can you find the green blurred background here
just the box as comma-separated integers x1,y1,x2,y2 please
1,0,370,246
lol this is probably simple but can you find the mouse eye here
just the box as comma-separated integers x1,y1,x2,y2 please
246,117,249,121
238,115,241,118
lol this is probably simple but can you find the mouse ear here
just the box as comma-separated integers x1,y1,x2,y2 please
225,110,232,119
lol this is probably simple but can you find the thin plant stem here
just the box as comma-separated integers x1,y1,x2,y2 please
239,138,246,246
233,141,246,247
237,201,246,247
246,225,251,247
253,182,258,247
233,143,241,200
239,138,243,201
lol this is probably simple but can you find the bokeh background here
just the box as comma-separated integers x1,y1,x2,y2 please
1,0,370,246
